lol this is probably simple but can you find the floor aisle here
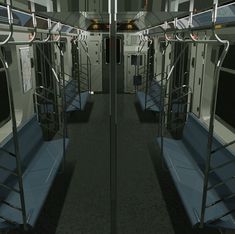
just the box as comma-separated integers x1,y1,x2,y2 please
56,94,175,234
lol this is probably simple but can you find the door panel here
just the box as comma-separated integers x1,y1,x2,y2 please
102,35,124,93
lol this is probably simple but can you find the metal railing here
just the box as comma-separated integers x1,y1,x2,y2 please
157,0,232,227
60,73,84,110
0,1,92,230
0,3,69,229
158,85,192,136
34,86,67,140
78,40,92,94
140,40,188,111
0,49,27,230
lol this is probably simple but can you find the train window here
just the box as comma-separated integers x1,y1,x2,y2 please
131,55,143,66
218,0,234,6
194,0,213,12
216,71,235,130
220,45,235,70
0,61,10,127
1,47,12,66
178,2,190,11
35,3,47,12
161,0,167,11
105,38,122,64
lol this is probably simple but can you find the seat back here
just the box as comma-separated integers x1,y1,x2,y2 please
149,80,162,107
183,114,235,195
0,116,43,196
65,80,77,106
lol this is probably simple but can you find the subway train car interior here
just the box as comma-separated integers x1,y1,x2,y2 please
1,0,235,233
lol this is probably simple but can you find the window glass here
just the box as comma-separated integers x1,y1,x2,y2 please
220,45,235,70
216,71,235,130
131,55,143,66
105,38,122,64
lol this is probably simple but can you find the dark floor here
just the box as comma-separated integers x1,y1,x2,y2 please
7,94,220,234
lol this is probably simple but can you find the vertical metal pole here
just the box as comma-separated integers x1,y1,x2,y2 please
59,42,67,172
85,42,89,93
79,41,82,107
136,49,140,93
89,57,92,93
200,3,229,227
200,42,229,227
1,55,27,230
145,40,150,110
159,42,166,158
109,0,117,233
76,40,81,102
86,42,89,98
86,42,91,92
167,41,174,129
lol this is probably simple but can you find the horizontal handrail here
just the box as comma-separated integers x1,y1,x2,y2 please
0,0,13,46
8,11,37,45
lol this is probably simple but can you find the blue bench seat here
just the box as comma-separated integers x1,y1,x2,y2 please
136,91,160,112
156,113,235,229
137,80,185,113
65,80,89,112
0,116,69,229
136,80,162,112
66,91,90,112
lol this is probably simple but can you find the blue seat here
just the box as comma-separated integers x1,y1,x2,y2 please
0,116,69,229
65,80,89,112
156,113,235,229
137,80,162,112
137,80,185,113
136,91,160,112
66,91,90,112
